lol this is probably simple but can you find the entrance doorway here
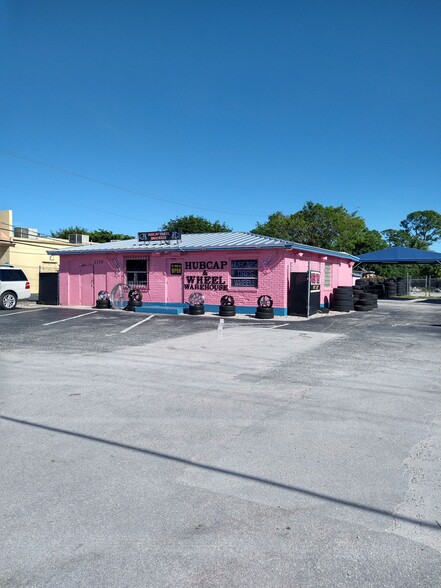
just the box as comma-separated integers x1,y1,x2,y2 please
79,265,94,306
288,271,321,316
167,262,183,303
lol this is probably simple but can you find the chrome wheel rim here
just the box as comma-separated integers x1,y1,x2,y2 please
3,294,16,309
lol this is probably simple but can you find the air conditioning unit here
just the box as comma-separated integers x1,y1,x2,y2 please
14,227,38,239
68,234,90,244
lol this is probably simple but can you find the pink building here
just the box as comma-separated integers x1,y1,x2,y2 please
50,232,358,315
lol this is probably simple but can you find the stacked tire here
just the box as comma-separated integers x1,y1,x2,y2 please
355,279,367,290
188,292,205,315
125,288,143,311
219,295,236,317
385,279,397,298
95,290,110,309
354,292,375,312
255,295,274,319
396,277,407,296
330,287,354,312
189,304,205,315
352,288,363,304
370,283,385,299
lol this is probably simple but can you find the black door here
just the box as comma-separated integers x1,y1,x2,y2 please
38,273,59,305
288,272,321,316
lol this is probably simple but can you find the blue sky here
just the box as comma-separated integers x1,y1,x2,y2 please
1,0,440,241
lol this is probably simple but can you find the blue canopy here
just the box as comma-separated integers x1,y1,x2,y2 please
358,246,441,264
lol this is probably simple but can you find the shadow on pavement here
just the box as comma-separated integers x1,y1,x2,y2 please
415,299,441,305
2,414,440,531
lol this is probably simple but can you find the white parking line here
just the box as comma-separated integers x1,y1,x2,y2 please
0,308,47,318
120,314,155,333
43,311,98,326
270,323,289,329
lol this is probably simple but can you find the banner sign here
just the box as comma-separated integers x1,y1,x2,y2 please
138,231,181,242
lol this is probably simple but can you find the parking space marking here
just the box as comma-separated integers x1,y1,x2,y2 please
43,311,98,326
120,314,155,333
0,308,47,318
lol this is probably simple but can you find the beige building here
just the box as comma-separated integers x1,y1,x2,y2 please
0,210,84,297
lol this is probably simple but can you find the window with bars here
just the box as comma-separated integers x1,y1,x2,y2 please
125,258,148,287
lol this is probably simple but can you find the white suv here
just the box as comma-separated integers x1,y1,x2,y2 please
0,266,31,310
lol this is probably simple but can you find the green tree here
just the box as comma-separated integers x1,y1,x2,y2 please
381,229,415,248
252,202,385,255
161,215,232,233
50,226,89,240
401,210,441,245
88,229,134,243
50,226,134,243
382,210,441,249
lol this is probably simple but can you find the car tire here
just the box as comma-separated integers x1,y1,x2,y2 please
189,304,205,315
354,303,373,312
219,305,236,317
0,291,18,310
95,299,110,309
255,307,274,319
331,295,353,303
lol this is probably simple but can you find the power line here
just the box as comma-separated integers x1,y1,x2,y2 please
0,186,150,233
0,219,69,241
0,148,266,218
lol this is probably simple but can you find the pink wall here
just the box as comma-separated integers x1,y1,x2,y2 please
58,248,354,311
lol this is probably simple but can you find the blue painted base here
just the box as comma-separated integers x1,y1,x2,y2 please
135,302,288,316
135,304,183,315
203,304,287,316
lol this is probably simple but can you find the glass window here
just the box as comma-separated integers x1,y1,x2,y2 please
125,258,148,287
324,263,331,288
231,260,258,288
0,269,27,281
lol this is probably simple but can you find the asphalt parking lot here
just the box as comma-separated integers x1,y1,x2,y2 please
1,300,440,587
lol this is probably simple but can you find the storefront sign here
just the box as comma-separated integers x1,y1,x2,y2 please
138,231,181,242
231,260,258,268
231,259,258,288
184,273,228,291
170,263,182,275
184,261,227,270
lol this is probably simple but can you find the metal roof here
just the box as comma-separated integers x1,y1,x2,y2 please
358,246,441,264
49,231,359,261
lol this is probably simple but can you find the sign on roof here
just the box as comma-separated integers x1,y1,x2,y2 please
138,231,181,242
